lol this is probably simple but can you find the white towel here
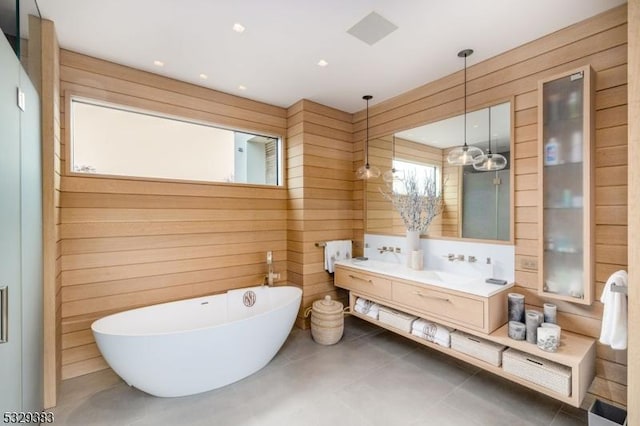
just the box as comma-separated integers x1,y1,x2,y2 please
599,270,628,350
354,297,379,320
324,240,352,273
411,318,453,348
411,330,450,348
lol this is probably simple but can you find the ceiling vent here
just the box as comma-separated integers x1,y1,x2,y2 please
347,11,398,46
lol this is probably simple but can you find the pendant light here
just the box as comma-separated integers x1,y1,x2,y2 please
383,135,403,182
447,49,483,166
356,95,381,179
474,107,507,171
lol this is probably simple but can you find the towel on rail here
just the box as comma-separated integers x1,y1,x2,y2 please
324,240,352,273
599,270,628,350
411,318,454,348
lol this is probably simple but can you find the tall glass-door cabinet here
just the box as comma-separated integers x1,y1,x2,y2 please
538,66,594,305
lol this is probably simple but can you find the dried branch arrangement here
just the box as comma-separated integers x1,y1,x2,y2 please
379,169,444,233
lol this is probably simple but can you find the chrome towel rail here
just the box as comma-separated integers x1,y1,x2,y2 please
315,240,354,248
610,282,628,295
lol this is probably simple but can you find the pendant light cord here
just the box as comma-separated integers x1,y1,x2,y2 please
463,53,467,148
363,95,373,167
365,98,369,166
488,107,492,154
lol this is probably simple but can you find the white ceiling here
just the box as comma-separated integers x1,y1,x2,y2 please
23,0,626,113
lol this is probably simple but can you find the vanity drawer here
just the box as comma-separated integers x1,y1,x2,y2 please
335,268,392,300
392,281,484,329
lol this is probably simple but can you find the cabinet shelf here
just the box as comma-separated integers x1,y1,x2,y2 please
543,161,583,168
544,249,583,255
544,206,582,210
538,65,594,305
344,290,595,408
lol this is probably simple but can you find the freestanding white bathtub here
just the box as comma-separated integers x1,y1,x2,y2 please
91,285,302,397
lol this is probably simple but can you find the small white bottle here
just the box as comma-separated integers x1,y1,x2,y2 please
544,137,559,165
570,131,582,163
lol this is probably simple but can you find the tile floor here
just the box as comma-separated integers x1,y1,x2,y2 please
52,316,588,425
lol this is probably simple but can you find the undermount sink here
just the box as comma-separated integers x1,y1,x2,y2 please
345,259,475,285
420,270,475,285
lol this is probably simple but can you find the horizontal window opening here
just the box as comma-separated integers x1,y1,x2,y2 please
70,98,282,186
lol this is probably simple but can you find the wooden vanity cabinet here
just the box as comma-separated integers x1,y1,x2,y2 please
335,264,507,334
334,263,596,408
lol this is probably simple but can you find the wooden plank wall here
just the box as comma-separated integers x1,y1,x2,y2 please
352,6,628,408
626,0,639,423
441,149,462,237
58,51,289,379
287,100,355,328
32,18,62,409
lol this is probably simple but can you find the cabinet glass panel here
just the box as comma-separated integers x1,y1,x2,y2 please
539,67,593,304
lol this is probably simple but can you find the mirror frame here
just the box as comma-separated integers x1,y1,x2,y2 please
365,96,516,245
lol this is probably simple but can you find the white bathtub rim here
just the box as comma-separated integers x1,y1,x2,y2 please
91,285,302,338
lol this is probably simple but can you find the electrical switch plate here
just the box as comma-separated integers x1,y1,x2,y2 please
520,257,538,270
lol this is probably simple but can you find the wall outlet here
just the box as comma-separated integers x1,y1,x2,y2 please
520,257,538,270
266,251,273,265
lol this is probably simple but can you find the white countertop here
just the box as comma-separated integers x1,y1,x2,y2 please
335,259,514,297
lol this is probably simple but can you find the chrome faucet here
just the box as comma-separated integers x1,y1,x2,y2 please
443,253,465,262
377,246,396,254
264,251,280,286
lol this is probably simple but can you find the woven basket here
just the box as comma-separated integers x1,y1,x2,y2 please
502,348,571,396
451,331,507,366
378,306,418,333
309,295,344,345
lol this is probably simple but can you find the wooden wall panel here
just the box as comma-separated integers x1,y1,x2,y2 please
353,6,628,408
286,100,355,328
32,17,62,409
626,0,639,423
58,50,289,379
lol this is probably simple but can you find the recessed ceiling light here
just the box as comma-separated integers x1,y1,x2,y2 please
238,85,247,91
473,124,479,128
233,23,245,33
153,60,164,67
199,73,208,80
317,59,328,67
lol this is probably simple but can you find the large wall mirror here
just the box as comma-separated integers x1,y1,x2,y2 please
366,101,513,242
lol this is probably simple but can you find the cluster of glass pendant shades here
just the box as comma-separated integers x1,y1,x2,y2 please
357,48,507,180
446,49,507,171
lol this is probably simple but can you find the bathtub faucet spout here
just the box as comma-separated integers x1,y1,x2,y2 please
264,271,281,286
264,251,280,286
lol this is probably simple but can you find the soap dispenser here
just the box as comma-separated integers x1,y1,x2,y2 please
485,257,494,279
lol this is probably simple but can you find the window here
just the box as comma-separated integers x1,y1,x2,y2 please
70,99,282,186
391,159,440,194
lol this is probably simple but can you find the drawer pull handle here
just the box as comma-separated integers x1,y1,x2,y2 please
349,274,373,284
413,291,451,303
526,358,544,366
